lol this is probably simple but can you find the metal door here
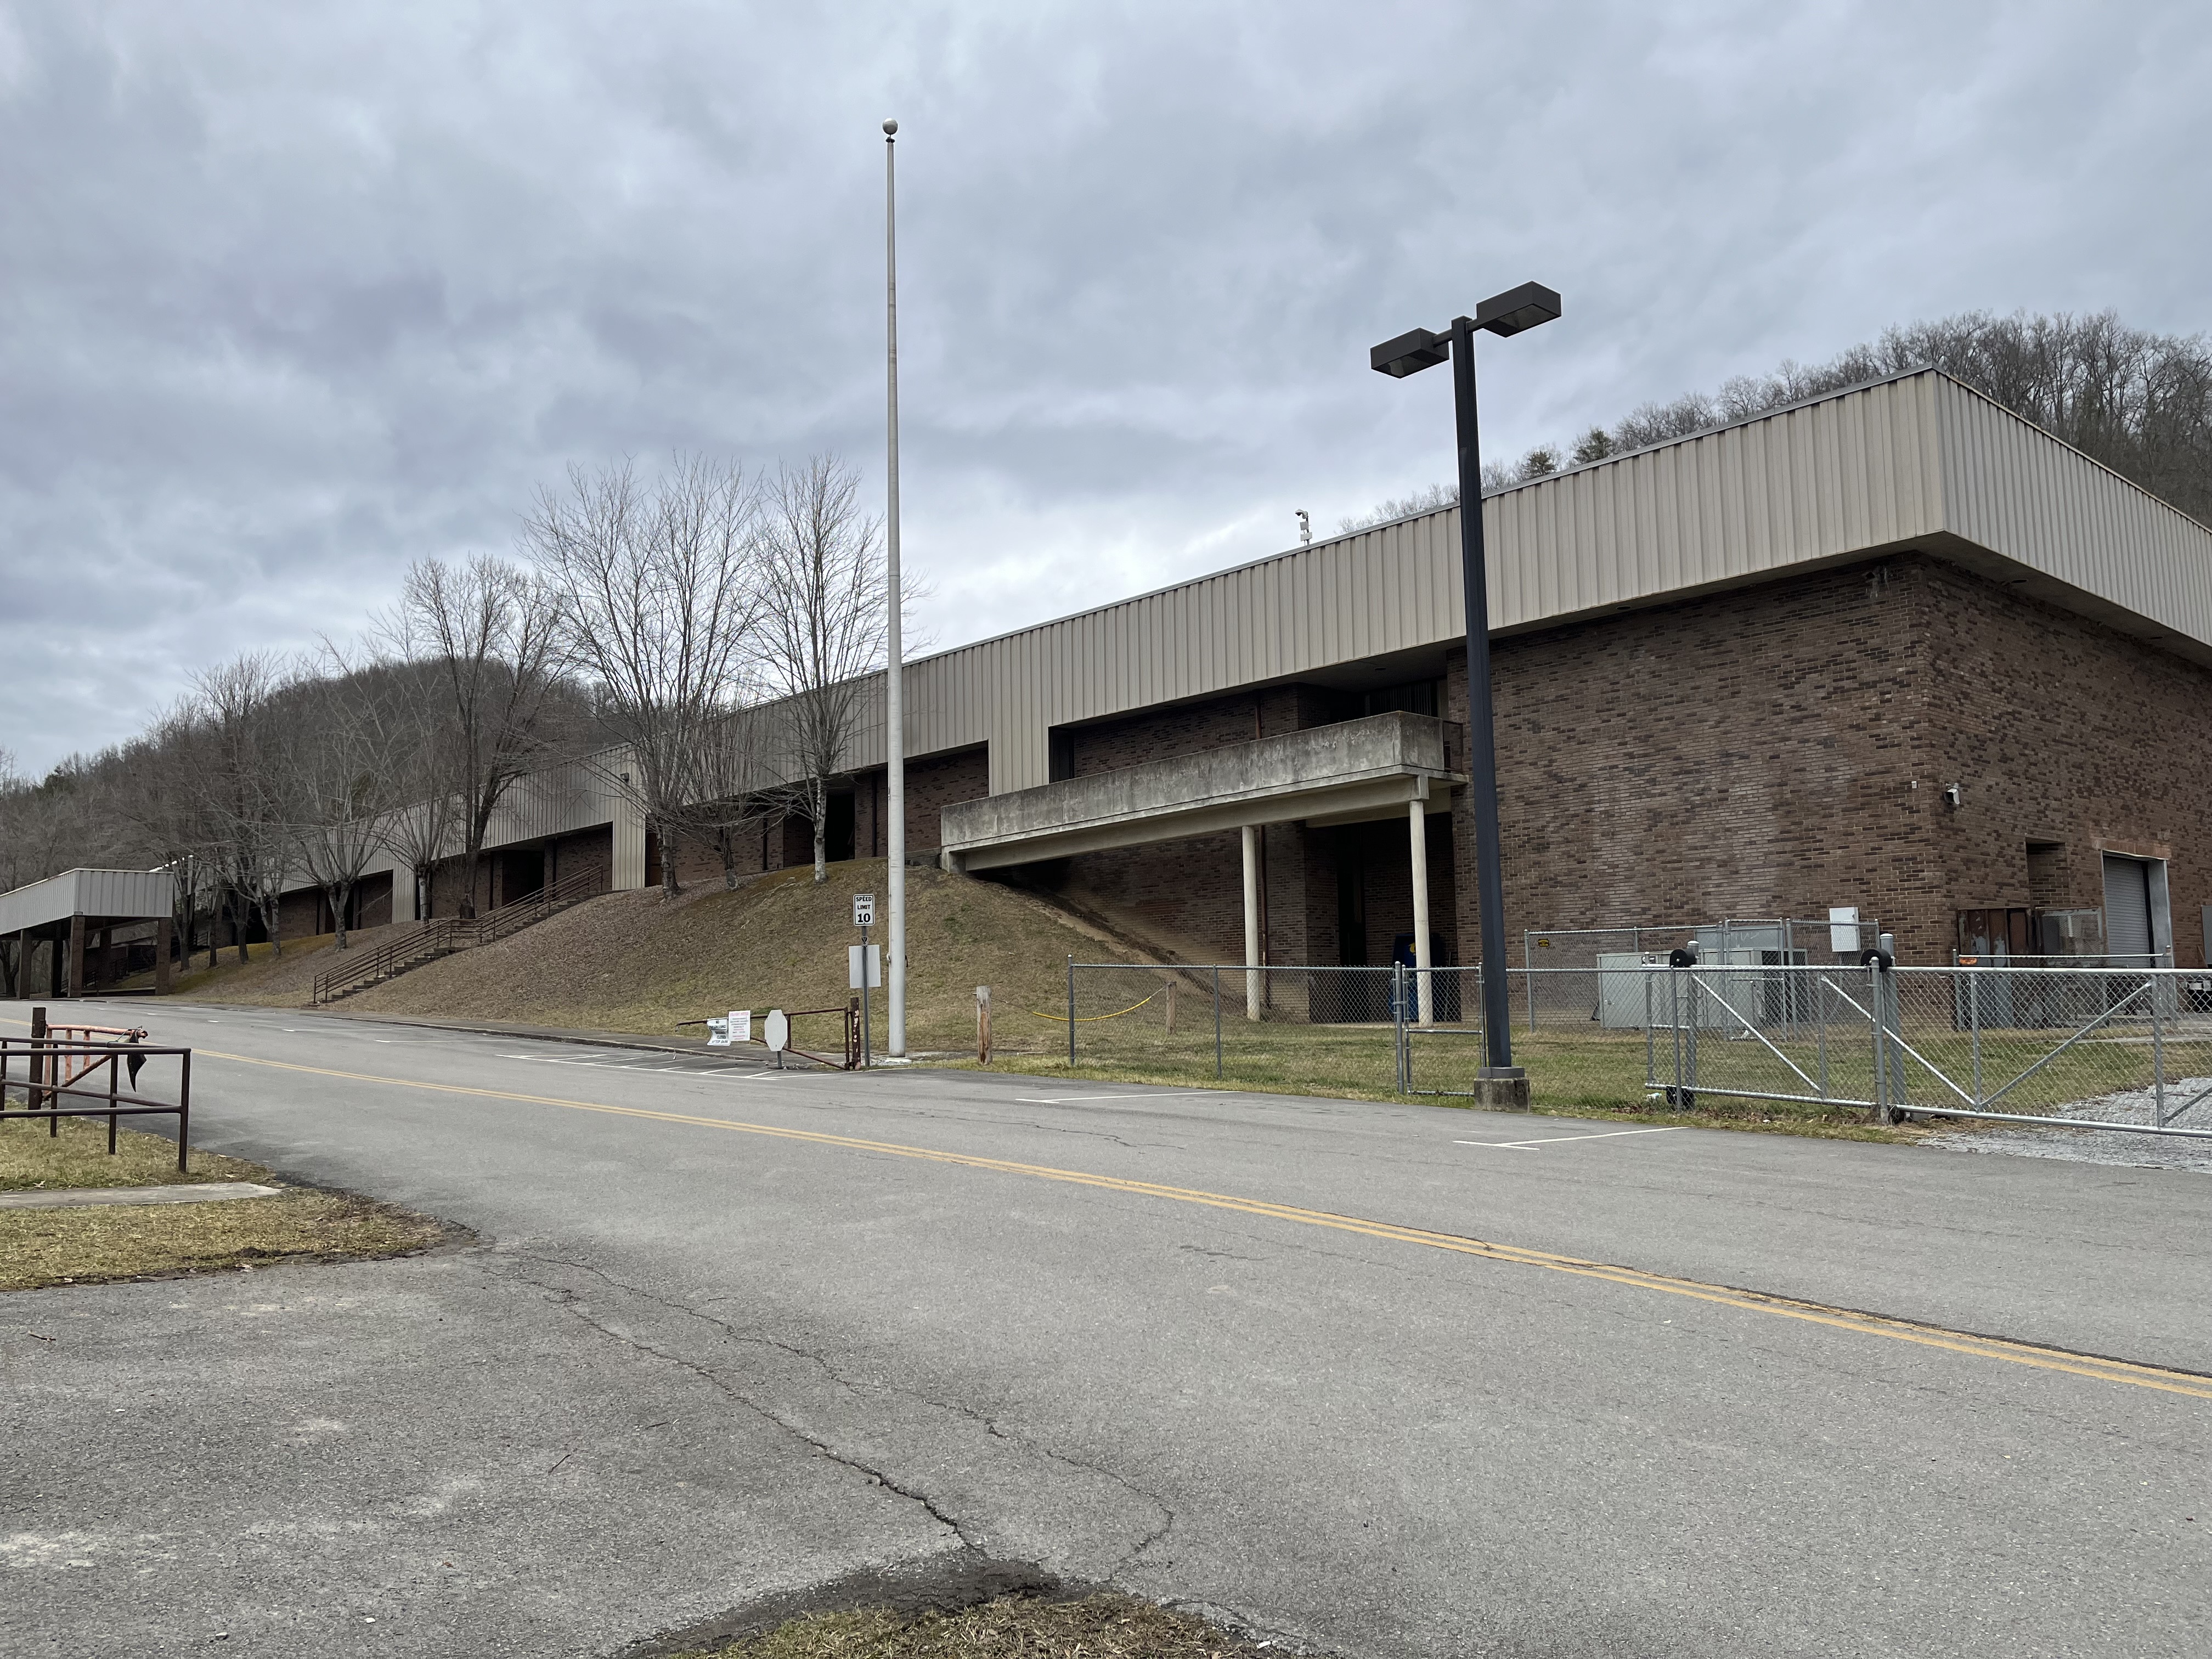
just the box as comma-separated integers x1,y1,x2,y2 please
2101,855,2155,962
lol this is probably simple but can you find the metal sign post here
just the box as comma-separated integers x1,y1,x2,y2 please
852,893,878,1067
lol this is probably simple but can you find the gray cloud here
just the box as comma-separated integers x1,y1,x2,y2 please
2,0,2206,772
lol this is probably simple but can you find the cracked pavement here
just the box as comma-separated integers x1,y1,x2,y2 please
3,998,2207,1658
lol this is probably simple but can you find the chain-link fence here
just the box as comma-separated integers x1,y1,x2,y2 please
1057,958,2212,1136
1644,962,2212,1136
1057,961,1530,1100
1517,917,1881,1030
1059,962,1408,1097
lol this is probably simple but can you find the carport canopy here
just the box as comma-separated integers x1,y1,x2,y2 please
0,868,177,999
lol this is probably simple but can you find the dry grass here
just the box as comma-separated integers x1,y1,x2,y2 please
134,923,408,1007
0,1119,449,1292
674,1594,1272,1659
0,1113,268,1191
343,861,1143,1052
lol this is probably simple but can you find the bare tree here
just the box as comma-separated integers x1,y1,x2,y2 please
112,709,219,973
682,706,778,890
279,664,411,950
188,654,287,962
525,455,768,899
754,457,890,884
382,555,571,918
378,662,465,923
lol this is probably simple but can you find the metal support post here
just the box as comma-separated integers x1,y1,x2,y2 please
1816,978,1829,1100
1644,970,1654,1086
1395,962,1408,1092
1449,316,1517,1079
1066,956,1076,1068
1870,962,1887,1125
1212,966,1223,1079
2151,984,2166,1127
1968,972,1982,1108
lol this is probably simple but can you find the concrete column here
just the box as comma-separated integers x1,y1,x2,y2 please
155,916,174,995
1409,797,1434,1025
1240,823,1262,1022
65,915,86,998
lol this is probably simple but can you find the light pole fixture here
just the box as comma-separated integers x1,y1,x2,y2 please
883,117,907,1056
1370,281,1560,1084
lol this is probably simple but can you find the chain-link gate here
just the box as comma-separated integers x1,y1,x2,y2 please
1645,961,2212,1136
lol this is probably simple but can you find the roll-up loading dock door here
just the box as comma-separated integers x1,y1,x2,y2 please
2101,854,2157,962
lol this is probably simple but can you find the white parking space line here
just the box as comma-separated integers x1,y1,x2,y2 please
1456,1126,1685,1151
494,1052,788,1084
1014,1092,1221,1105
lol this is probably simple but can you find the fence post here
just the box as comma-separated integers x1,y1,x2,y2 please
1968,970,1982,1108
177,1049,190,1172
1395,962,1408,1093
107,1051,119,1155
1066,956,1076,1069
1870,961,1887,1125
1643,968,1654,1090
1213,967,1223,1080
1816,976,1829,1101
1685,973,1700,1103
2151,979,2166,1127
1668,970,1683,1106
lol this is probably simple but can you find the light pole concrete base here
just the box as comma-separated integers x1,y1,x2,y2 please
1470,1068,1531,1111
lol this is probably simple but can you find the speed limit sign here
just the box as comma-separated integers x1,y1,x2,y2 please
853,892,877,927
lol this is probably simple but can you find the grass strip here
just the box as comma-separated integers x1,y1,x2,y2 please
673,1594,1271,1659
0,1118,449,1292
1,1114,268,1191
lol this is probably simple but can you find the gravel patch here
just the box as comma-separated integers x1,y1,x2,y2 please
1922,1074,2212,1172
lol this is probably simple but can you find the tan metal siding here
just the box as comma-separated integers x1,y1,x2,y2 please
455,370,2208,815
1935,377,2212,652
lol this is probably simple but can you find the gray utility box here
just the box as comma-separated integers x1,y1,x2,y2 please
1600,952,1790,1031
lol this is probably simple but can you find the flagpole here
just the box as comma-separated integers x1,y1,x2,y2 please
882,117,907,1058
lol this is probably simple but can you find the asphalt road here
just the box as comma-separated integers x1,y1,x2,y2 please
4,997,2207,1659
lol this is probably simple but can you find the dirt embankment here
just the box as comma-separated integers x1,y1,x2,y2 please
177,860,1149,1054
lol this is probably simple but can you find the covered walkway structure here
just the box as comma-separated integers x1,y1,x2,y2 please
941,712,1465,1018
0,869,176,999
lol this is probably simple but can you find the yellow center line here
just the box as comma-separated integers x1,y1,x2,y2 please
129,1042,2210,1401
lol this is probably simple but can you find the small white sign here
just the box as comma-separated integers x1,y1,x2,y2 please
1829,906,1861,955
706,1017,730,1047
762,1009,789,1053
849,944,882,989
852,892,877,927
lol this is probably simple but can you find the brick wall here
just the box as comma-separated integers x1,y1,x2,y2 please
547,826,614,895
1915,560,2211,965
1060,686,1354,776
1438,554,2211,967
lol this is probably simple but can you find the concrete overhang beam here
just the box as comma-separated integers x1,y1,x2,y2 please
940,711,1465,874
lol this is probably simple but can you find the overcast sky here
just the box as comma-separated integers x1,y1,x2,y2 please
2,1,2207,775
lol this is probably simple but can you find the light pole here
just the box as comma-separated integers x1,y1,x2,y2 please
1371,281,1560,1085
883,117,907,1057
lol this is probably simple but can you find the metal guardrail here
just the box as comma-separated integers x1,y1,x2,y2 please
312,867,604,1004
2,1008,194,1168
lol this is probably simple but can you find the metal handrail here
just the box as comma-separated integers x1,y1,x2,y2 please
312,867,604,1003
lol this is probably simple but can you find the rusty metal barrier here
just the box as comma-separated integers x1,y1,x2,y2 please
676,1001,862,1069
2,1006,193,1167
